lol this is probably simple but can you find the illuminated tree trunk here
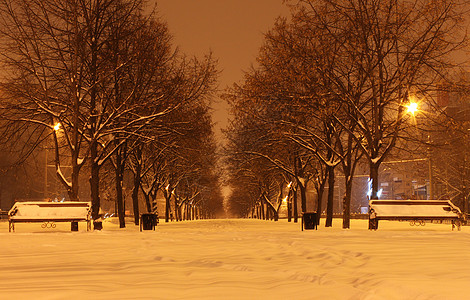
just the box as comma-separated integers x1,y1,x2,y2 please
293,187,298,223
370,162,380,200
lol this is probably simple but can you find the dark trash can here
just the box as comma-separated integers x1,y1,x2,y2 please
71,221,79,231
140,213,157,231
302,212,318,231
93,220,103,231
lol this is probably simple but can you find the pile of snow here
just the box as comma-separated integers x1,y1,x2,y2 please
0,218,468,299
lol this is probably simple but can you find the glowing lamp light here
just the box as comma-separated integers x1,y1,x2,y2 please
407,102,418,115
53,123,61,131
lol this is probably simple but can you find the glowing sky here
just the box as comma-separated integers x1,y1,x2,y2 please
156,0,289,140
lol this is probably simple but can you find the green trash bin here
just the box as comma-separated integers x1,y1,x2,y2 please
302,212,318,230
93,220,103,231
140,214,157,231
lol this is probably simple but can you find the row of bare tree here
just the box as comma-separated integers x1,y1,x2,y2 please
224,0,468,228
0,0,224,227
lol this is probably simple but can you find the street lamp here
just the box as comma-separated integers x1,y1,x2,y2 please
45,122,62,200
407,102,419,116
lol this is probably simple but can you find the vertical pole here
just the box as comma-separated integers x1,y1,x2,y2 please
428,157,433,199
427,136,433,200
44,148,48,199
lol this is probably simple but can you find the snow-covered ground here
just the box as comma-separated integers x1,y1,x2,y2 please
0,218,468,300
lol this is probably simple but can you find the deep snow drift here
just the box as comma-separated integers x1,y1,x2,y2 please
0,218,468,299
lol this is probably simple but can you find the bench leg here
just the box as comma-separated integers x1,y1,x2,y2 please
454,220,462,231
71,221,79,232
9,221,14,232
369,218,378,230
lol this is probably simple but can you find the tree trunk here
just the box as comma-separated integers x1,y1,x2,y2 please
316,191,323,226
164,190,171,222
293,188,298,223
174,198,179,221
90,141,100,221
260,201,265,220
115,151,125,228
143,192,151,212
68,166,80,201
342,178,353,229
287,193,292,222
132,178,142,225
132,164,142,225
89,29,100,224
369,162,380,200
298,180,308,213
315,186,325,226
325,166,335,227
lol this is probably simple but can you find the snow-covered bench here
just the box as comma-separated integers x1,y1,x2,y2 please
368,200,464,230
8,201,92,232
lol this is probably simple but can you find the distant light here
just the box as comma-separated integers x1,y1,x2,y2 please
367,178,383,199
407,102,418,115
53,123,61,131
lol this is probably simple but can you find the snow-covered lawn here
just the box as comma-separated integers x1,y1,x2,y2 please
0,218,468,300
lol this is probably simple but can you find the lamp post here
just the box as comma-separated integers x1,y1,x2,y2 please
44,123,61,200
426,136,433,200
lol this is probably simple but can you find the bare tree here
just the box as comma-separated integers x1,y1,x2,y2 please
290,0,466,201
0,0,218,225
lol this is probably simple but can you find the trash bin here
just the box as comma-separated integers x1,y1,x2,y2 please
71,221,79,231
140,213,156,231
302,212,318,231
93,220,103,231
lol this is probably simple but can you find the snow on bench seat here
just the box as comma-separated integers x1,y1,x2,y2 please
8,201,91,232
370,200,462,219
368,200,464,230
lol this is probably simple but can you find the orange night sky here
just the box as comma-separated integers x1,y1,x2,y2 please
155,0,290,140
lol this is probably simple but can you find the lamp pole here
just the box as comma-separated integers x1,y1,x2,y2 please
427,136,433,200
44,123,62,200
44,147,48,199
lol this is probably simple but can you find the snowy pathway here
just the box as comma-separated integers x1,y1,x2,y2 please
0,218,468,299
